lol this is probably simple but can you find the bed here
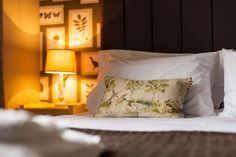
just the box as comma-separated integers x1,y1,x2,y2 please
52,113,236,157
49,0,236,156
4,0,236,157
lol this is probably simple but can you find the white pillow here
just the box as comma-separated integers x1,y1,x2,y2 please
89,52,218,116
97,49,224,109
219,49,236,118
97,50,188,82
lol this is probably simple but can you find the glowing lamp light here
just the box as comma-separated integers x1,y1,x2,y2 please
45,49,76,103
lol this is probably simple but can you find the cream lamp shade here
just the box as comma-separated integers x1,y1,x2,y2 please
45,49,76,74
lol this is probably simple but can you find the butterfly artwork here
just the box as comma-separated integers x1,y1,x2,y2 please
53,12,61,18
40,5,64,25
85,83,95,97
40,12,51,19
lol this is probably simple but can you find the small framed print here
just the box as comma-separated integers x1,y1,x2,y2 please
46,27,65,50
96,23,101,48
52,0,73,2
39,32,43,71
40,76,50,101
81,52,99,75
52,74,77,103
81,79,97,104
40,5,64,25
80,0,99,4
69,8,93,48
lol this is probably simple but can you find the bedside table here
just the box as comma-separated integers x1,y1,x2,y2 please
19,102,88,116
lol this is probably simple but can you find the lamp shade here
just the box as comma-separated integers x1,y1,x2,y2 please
45,50,76,74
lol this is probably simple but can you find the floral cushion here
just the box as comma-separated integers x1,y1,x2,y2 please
95,76,192,118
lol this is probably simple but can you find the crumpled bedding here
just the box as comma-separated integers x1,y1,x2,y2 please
0,109,105,157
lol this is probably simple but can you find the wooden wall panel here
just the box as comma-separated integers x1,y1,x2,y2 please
3,0,40,109
101,0,125,49
153,0,182,53
102,0,236,53
125,0,152,51
0,0,4,108
182,0,213,53
213,0,236,50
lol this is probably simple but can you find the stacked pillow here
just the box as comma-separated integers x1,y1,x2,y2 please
219,49,236,118
97,49,224,110
88,50,223,117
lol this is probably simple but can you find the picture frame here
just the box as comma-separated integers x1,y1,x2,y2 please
40,5,64,25
52,0,73,2
81,79,97,104
80,0,99,4
40,76,50,101
96,23,101,48
46,27,65,50
52,74,77,103
39,32,43,71
81,52,99,75
68,8,93,48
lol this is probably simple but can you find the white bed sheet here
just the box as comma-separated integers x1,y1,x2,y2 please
52,112,236,134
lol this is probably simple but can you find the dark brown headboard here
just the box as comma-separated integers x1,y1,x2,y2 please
101,0,236,53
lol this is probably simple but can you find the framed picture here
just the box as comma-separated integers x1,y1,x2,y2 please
40,76,50,101
52,0,73,2
81,79,97,104
40,5,64,25
96,23,101,48
69,8,93,48
80,0,99,4
39,32,43,71
81,52,99,75
52,74,77,103
46,27,65,50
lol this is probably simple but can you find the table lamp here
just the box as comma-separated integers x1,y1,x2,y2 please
45,49,76,103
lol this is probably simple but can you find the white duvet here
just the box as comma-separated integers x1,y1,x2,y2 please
0,110,104,157
52,112,236,133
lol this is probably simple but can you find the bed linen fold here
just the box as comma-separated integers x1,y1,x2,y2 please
52,113,236,133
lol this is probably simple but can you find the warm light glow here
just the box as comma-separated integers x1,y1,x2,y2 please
4,0,39,35
45,50,77,74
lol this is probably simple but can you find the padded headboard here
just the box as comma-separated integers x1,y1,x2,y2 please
101,0,236,53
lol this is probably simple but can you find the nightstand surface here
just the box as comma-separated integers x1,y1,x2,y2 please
19,102,87,116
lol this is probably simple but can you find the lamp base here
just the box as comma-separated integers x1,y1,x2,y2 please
58,73,65,103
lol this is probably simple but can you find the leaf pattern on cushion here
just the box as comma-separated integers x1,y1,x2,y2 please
145,80,169,103
95,76,192,118
126,80,144,100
